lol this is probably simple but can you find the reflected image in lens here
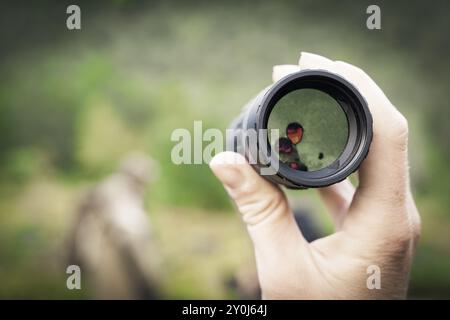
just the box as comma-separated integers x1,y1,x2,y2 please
268,88,349,172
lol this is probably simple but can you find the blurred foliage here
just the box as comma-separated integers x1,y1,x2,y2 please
0,0,449,298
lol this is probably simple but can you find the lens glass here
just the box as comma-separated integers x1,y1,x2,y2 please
267,88,349,172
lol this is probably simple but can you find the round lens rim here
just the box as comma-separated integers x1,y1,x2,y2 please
256,70,372,188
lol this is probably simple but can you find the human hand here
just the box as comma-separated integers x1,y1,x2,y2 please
209,52,421,299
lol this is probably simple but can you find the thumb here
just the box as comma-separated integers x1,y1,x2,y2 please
209,152,307,251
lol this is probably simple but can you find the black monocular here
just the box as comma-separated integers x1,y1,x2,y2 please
228,70,373,189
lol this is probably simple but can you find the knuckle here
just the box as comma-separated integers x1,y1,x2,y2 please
391,109,408,133
384,109,409,149
395,227,413,244
237,180,258,198
391,217,418,249
395,111,409,135
247,194,280,216
371,213,414,252
236,181,287,225
378,227,412,256
411,216,422,242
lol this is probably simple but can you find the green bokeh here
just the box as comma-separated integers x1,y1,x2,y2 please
0,0,449,299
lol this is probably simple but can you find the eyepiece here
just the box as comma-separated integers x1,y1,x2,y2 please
228,70,372,189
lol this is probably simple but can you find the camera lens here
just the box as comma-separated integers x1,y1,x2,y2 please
228,70,372,189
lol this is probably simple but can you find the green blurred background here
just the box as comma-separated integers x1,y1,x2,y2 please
0,0,449,299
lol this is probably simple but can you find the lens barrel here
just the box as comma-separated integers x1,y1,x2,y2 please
228,70,373,189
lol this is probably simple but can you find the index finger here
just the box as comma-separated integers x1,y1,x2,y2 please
298,52,410,206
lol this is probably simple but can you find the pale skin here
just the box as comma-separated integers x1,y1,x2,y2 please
209,52,421,299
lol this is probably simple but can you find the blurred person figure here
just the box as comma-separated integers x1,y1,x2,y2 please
68,152,161,299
